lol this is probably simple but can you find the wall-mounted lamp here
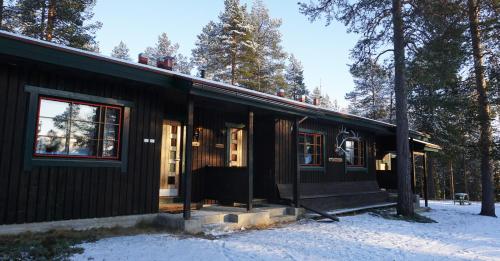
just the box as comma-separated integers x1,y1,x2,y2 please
220,128,227,137
194,127,202,142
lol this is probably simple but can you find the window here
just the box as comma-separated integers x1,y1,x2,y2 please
376,153,395,171
299,132,323,167
345,139,365,167
34,97,122,159
228,128,246,167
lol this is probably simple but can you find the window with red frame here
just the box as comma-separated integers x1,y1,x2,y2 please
34,97,122,159
345,139,365,167
298,132,323,167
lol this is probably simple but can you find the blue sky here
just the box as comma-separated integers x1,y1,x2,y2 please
92,1,360,107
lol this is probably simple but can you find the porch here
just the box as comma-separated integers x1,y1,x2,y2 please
155,204,303,234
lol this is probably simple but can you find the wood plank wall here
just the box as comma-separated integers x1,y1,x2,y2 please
274,118,377,185
0,59,171,225
190,106,247,201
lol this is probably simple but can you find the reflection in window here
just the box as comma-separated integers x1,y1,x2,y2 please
345,139,365,167
34,97,122,159
299,132,323,166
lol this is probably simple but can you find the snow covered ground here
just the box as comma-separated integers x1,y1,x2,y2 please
73,201,500,261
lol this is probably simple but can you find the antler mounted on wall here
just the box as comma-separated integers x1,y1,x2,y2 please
335,126,361,156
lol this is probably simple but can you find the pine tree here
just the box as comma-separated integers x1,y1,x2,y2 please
0,0,16,31
0,0,3,29
174,54,193,75
192,0,287,92
240,0,286,93
309,86,336,110
345,59,391,121
219,0,253,85
467,0,496,217
299,0,416,216
111,41,131,61
406,0,472,201
285,54,308,100
143,32,179,65
13,0,102,50
192,21,225,79
192,0,253,85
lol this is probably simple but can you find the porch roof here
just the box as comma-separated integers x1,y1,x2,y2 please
0,30,434,142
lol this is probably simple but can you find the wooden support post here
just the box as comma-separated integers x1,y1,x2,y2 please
410,138,416,193
292,118,300,207
450,161,455,200
247,110,254,211
423,152,429,207
183,98,194,220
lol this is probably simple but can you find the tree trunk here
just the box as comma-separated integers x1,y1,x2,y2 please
467,0,496,217
462,151,468,194
231,50,236,85
427,156,436,199
0,0,4,29
230,32,237,85
389,89,394,122
46,0,56,41
41,0,47,39
450,161,455,199
392,0,414,216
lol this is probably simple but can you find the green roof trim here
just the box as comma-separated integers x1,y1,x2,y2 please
0,33,179,88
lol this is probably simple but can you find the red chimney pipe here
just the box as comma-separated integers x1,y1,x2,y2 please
277,89,285,97
138,53,148,65
313,97,320,106
157,56,174,70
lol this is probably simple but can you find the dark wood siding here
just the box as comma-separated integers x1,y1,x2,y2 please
254,115,275,199
274,118,378,185
190,104,247,201
0,57,175,225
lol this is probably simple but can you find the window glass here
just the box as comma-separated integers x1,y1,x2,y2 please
73,104,99,122
35,136,67,155
299,132,323,166
105,107,120,124
69,138,98,156
346,139,365,167
34,97,122,159
39,99,70,118
376,153,394,170
228,127,246,167
102,140,119,157
37,118,67,137
103,124,119,141
71,121,99,139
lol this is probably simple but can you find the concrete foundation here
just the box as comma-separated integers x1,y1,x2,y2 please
156,204,304,234
0,214,158,236
0,204,304,236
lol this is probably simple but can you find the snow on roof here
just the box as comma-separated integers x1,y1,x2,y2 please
0,30,430,138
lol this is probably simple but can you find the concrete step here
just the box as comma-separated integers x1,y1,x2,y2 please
224,211,271,226
270,214,297,223
201,222,237,235
193,213,226,225
266,207,288,217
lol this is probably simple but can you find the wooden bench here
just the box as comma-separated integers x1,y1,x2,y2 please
277,181,389,210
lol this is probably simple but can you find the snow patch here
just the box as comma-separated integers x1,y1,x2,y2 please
73,201,500,261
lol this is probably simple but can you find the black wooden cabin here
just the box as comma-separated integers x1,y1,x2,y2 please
0,31,440,225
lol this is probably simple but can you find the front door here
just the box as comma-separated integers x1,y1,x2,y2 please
160,121,181,197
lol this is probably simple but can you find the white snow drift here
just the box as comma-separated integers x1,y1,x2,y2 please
73,201,500,261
